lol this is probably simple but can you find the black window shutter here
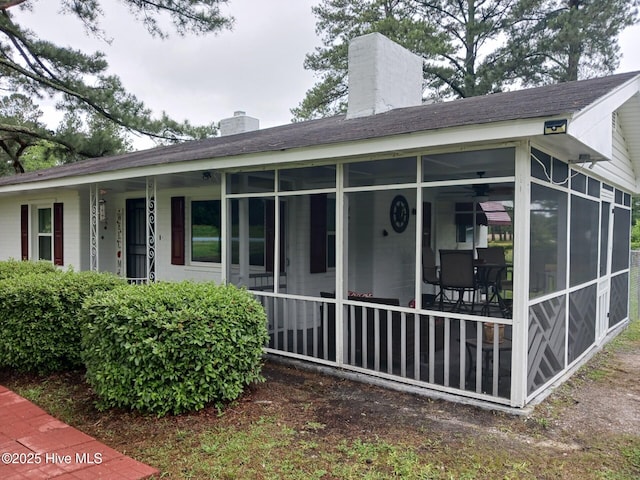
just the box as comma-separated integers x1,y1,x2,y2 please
53,202,64,266
171,196,185,265
309,194,327,273
20,205,29,261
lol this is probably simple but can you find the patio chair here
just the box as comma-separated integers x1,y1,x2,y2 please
476,246,512,317
422,246,444,308
439,249,477,313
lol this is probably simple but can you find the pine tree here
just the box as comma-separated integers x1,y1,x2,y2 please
0,0,233,173
293,0,639,120
496,0,639,85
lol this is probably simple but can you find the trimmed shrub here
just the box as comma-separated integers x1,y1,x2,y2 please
0,270,126,373
0,259,58,280
81,281,268,416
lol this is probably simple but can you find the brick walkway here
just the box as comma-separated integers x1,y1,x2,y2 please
0,385,158,479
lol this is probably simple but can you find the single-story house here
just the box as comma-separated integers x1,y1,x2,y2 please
0,33,638,409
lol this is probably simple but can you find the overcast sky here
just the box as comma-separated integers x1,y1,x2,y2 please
13,0,640,149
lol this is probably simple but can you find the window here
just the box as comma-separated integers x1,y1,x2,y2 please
191,200,221,263
310,194,336,273
231,199,267,267
37,207,52,261
570,195,599,286
327,197,336,269
529,184,568,298
612,206,631,273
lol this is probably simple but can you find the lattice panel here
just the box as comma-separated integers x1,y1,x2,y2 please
568,285,596,364
528,296,566,394
610,272,629,327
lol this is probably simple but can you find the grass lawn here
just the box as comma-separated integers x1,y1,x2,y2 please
1,319,639,479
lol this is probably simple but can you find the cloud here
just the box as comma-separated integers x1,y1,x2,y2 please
13,0,319,132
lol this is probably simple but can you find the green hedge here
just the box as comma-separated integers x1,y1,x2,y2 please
81,282,268,416
0,270,126,373
0,259,58,280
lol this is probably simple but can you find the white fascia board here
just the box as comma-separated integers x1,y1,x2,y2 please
569,75,640,160
0,118,547,195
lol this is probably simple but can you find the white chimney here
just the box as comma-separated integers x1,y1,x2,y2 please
346,33,423,119
220,111,259,136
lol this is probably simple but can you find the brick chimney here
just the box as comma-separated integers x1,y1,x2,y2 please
346,33,423,119
220,111,259,136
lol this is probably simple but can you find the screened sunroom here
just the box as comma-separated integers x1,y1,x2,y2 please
220,141,630,408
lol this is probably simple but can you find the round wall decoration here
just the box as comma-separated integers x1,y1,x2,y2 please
389,195,410,233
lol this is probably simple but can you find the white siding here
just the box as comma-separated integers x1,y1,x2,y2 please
0,189,82,268
0,198,23,261
590,111,636,191
155,186,223,283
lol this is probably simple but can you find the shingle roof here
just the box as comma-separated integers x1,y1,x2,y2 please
1,71,638,187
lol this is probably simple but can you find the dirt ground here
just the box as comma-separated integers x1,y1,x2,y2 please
252,346,640,445
2,330,639,478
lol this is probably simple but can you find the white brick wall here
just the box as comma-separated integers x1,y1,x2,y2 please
346,33,423,119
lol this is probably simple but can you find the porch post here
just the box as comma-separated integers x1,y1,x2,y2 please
273,170,281,294
146,177,157,282
220,173,229,283
510,142,532,407
414,156,423,309
89,184,99,271
238,199,249,285
335,163,345,366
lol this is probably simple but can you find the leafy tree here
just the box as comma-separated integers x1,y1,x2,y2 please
0,0,233,173
496,0,639,85
294,0,639,120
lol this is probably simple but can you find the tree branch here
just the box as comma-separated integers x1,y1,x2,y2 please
0,0,28,11
0,56,179,142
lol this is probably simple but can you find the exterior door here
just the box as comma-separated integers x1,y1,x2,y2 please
126,198,147,281
596,199,614,343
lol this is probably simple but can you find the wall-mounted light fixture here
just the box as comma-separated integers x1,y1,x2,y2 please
543,119,567,135
98,199,107,222
202,171,212,181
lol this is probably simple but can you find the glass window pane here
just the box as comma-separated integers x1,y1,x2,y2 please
279,166,336,191
191,200,221,262
571,173,586,193
570,195,599,286
38,208,52,234
612,206,630,272
424,148,515,182
552,158,568,186
327,196,336,269
531,148,551,182
588,178,600,198
530,184,567,298
600,202,610,276
227,171,275,194
248,199,266,267
346,157,416,187
615,189,623,204
230,199,267,267
38,236,52,261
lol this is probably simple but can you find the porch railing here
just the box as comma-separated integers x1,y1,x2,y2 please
257,292,512,403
